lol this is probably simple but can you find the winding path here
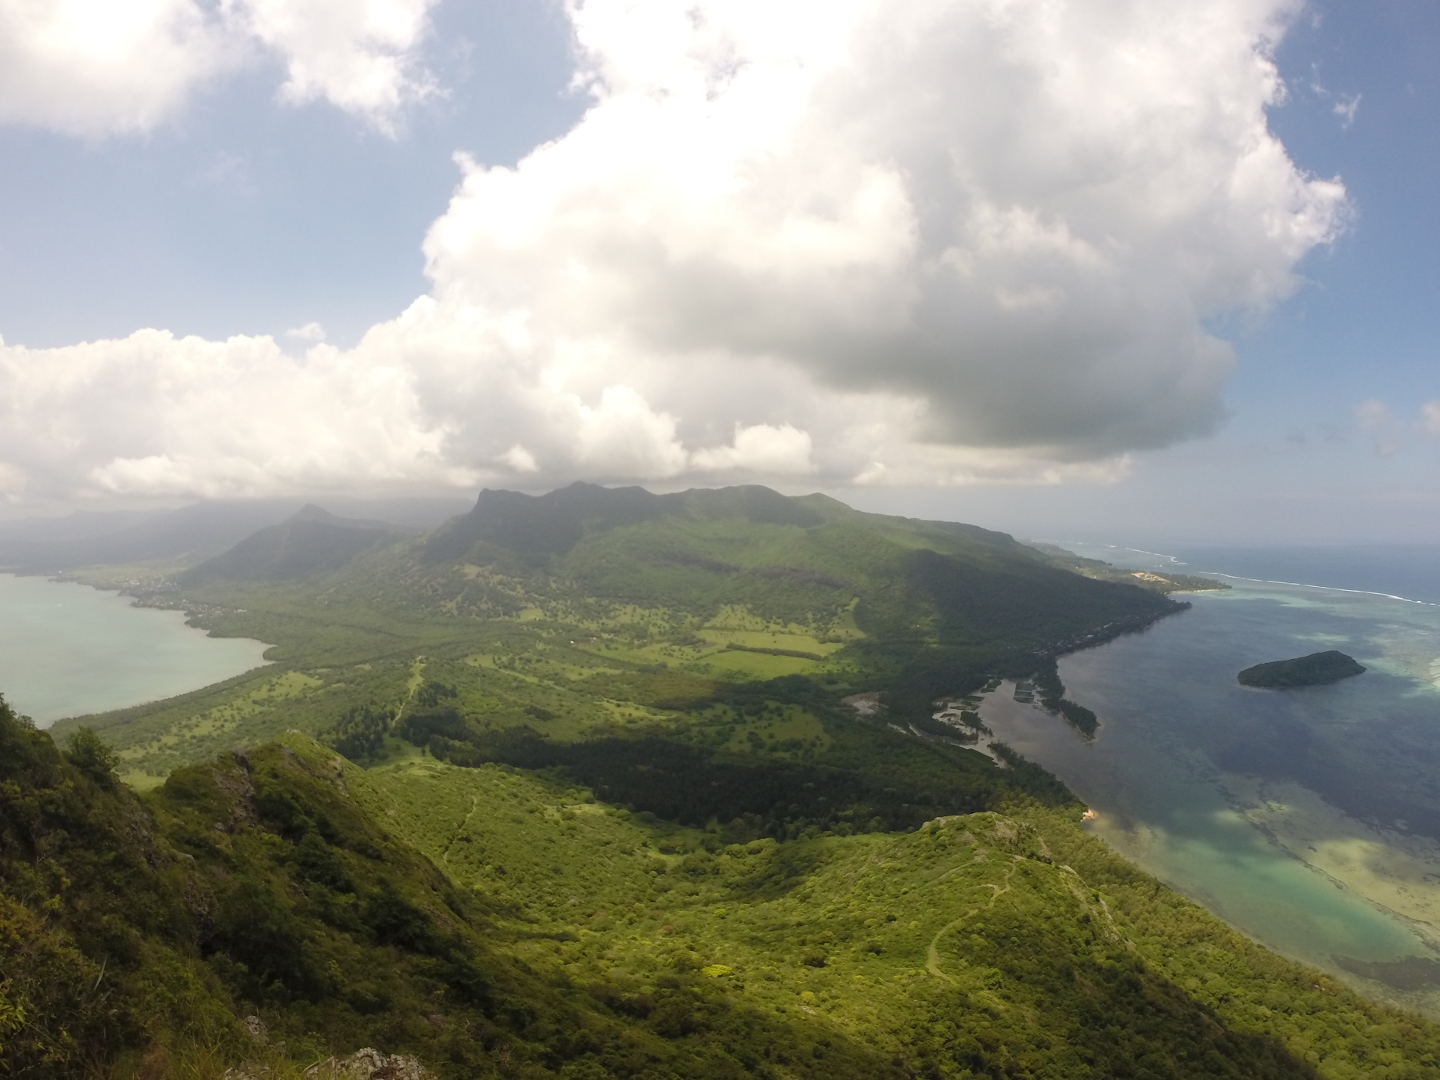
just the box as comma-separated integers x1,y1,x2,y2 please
927,861,1018,982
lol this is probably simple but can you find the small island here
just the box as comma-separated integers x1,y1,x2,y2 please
1238,649,1366,689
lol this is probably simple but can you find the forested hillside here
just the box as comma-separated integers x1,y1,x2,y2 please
8,700,1440,1077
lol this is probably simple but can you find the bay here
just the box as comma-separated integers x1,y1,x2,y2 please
0,573,269,726
979,545,1440,1015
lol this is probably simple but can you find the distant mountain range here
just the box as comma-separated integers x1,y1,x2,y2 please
0,496,471,572
178,505,414,585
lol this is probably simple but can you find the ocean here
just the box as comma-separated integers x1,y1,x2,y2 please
0,573,269,726
978,543,1440,1015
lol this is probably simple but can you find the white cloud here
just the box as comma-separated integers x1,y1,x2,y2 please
0,0,236,136
0,0,439,135
1352,398,1440,456
0,327,475,500
499,444,539,473
0,0,1351,502
691,424,816,475
569,385,688,479
285,321,327,342
225,0,438,131
1333,93,1360,129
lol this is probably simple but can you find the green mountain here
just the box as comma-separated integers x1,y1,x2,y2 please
0,500,305,573
18,483,1440,1076
178,505,413,585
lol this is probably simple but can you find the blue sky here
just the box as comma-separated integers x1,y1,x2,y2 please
0,0,1434,544
0,0,582,348
1237,3,1438,467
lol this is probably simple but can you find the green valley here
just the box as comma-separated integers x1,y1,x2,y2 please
54,484,1180,786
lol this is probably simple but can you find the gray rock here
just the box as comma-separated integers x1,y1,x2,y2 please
303,1048,434,1080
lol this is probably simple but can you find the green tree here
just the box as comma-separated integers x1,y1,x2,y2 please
63,727,119,788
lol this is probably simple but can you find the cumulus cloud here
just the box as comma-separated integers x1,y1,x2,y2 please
225,0,437,130
0,0,438,135
691,425,817,476
414,0,1344,472
0,0,236,135
0,0,1350,502
0,327,476,500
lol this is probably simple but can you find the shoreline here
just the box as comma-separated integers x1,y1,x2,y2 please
976,668,1440,1019
0,572,271,728
1047,540,1440,608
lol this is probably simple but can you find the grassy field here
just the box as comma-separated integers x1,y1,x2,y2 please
54,586,880,781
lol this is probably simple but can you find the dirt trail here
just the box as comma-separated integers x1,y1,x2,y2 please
927,861,1018,981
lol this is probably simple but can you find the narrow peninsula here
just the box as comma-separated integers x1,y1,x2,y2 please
1238,649,1366,689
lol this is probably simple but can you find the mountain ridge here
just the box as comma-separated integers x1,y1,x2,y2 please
0,498,472,574
178,506,415,585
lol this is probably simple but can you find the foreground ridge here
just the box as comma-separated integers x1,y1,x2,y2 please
5,700,1440,1077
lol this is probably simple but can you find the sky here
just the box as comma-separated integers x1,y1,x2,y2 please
0,0,1435,545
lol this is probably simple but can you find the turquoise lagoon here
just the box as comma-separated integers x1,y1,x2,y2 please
0,573,268,726
981,547,1440,1014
